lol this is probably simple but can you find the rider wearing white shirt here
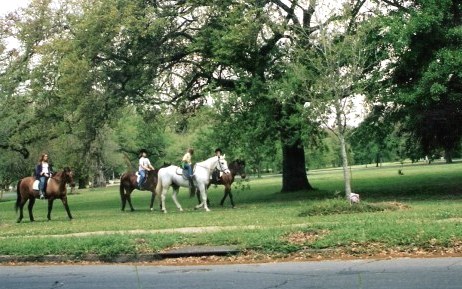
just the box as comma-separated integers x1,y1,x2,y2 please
34,154,53,199
138,149,154,188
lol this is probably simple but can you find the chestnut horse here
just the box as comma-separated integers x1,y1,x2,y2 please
15,167,75,223
196,159,246,208
119,169,159,211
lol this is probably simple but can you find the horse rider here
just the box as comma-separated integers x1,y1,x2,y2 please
138,149,155,189
35,153,53,199
212,148,223,183
182,148,195,192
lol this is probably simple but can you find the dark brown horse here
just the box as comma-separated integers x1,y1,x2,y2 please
15,167,75,223
119,169,158,211
197,159,246,208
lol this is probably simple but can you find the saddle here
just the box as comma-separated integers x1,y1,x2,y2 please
33,178,50,191
176,165,195,180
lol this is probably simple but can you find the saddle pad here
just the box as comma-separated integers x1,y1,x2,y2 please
135,171,140,184
33,180,40,191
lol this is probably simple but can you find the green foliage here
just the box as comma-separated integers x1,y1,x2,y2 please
376,0,462,161
113,107,167,170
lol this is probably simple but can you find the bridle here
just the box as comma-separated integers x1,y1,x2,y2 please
215,156,228,173
195,156,229,174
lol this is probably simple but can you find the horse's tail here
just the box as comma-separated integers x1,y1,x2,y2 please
119,173,126,197
155,171,162,195
15,180,21,213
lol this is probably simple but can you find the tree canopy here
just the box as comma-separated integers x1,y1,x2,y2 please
0,0,461,192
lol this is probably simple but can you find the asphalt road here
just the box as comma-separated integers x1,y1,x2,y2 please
1,257,462,289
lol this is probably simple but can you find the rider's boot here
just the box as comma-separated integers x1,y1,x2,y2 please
39,190,45,199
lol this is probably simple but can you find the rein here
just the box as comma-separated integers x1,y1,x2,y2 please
50,171,72,187
195,157,227,174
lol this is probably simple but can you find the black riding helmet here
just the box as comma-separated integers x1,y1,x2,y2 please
139,149,148,158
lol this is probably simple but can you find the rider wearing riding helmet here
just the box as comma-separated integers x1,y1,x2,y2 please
212,148,223,182
138,149,154,189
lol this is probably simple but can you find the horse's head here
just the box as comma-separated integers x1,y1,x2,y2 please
231,159,246,179
63,167,76,188
215,156,230,174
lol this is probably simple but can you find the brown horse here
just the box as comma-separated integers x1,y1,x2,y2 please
15,167,75,223
197,159,246,208
119,169,159,211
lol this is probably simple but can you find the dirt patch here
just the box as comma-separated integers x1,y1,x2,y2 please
285,230,330,245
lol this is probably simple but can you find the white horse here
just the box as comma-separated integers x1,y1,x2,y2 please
156,155,230,213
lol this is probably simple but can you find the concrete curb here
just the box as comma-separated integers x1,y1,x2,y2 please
0,246,241,263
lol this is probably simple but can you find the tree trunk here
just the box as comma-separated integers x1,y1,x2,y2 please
281,138,313,192
444,147,453,163
338,133,353,196
78,178,87,189
93,167,106,188
335,101,353,197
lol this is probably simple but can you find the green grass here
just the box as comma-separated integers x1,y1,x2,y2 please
0,161,461,260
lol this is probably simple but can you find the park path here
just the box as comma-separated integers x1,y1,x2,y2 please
0,223,310,239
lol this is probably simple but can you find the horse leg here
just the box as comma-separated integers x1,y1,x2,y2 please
202,188,210,212
27,197,36,222
195,184,210,212
171,187,183,212
196,188,201,205
229,189,236,208
126,190,135,212
150,191,155,211
220,189,228,207
16,197,27,223
120,188,127,211
60,196,73,220
195,185,204,209
47,198,55,221
160,188,168,213
206,183,211,207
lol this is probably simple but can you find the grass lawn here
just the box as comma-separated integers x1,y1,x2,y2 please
0,161,461,262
